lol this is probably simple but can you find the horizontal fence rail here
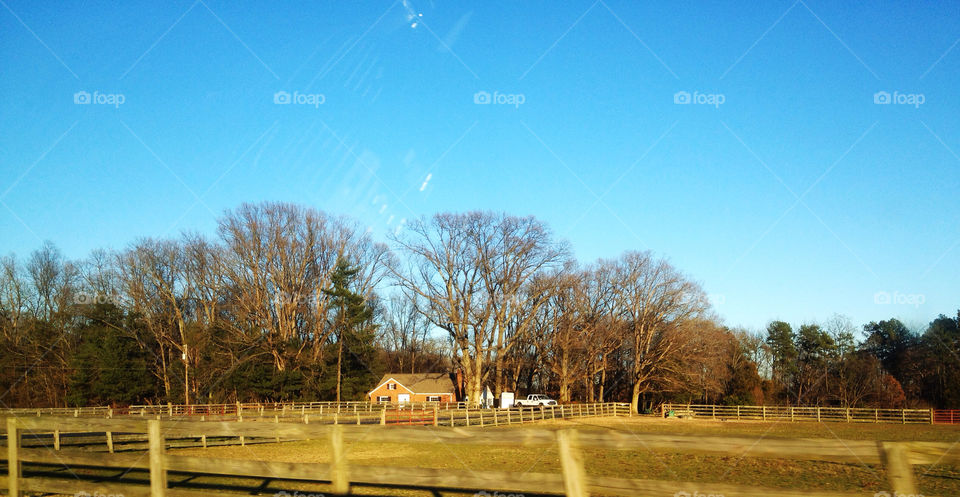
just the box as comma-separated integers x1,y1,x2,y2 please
660,403,948,424
2,414,955,497
0,403,630,452
0,401,469,419
934,409,960,424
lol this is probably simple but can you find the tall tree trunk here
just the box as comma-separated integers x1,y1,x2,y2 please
494,357,505,401
599,366,606,403
160,347,171,402
183,343,190,406
631,379,641,414
336,338,343,403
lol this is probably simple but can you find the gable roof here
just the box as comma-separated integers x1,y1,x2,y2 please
368,373,456,395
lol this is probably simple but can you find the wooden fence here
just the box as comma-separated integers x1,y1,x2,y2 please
661,403,940,424
0,404,628,453
2,415,956,497
1,402,628,428
0,401,468,419
934,409,960,424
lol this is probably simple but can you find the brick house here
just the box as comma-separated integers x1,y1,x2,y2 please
367,372,461,404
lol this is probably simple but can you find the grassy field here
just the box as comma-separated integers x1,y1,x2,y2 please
162,416,960,497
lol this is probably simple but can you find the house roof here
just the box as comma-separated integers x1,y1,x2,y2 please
369,373,456,395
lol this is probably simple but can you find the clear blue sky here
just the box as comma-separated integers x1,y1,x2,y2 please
1,1,958,332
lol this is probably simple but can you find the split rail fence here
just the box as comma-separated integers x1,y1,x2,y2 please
0,403,628,453
0,401,465,419
2,415,956,497
661,403,952,424
1,402,628,427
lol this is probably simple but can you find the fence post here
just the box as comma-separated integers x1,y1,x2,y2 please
929,409,934,425
762,406,766,421
7,418,20,497
434,406,438,427
902,410,906,424
380,409,386,425
494,408,499,426
557,430,588,497
846,408,851,423
880,442,918,496
106,431,114,453
790,407,794,422
450,411,454,427
54,428,61,450
330,424,349,495
148,419,166,497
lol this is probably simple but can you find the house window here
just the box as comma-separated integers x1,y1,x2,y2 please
376,396,390,403
387,383,397,390
426,396,441,402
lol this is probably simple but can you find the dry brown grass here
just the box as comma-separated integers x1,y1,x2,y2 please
164,416,960,496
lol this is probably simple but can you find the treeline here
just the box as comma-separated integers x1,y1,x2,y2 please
0,202,957,410
760,316,960,408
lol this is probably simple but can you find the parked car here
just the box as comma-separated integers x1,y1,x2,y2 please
513,394,557,407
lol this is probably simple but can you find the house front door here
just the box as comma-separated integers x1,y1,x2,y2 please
398,394,410,404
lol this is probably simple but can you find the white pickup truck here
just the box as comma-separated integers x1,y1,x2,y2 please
513,394,558,407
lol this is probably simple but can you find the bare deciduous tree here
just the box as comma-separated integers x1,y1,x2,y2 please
612,251,708,413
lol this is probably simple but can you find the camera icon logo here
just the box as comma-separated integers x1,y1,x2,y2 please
274,91,291,104
74,91,91,104
473,91,491,104
873,291,891,305
874,91,891,104
673,91,691,104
